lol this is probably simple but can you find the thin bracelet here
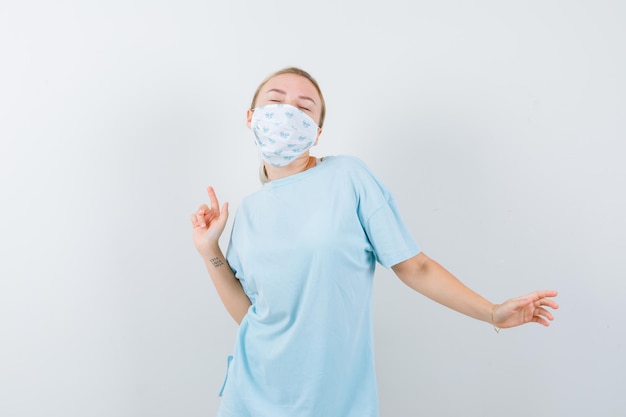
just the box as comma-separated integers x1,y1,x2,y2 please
491,305,501,334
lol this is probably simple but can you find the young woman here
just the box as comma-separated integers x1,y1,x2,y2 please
190,67,559,417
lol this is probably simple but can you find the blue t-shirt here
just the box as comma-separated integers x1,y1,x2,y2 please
219,155,420,417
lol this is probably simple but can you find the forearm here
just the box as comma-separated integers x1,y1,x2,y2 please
201,245,251,324
393,253,494,323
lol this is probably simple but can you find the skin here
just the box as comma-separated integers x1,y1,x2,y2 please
191,73,559,328
191,186,251,323
246,73,324,182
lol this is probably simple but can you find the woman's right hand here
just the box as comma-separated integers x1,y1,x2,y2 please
190,186,229,257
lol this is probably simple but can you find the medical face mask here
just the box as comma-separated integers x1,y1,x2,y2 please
250,104,319,167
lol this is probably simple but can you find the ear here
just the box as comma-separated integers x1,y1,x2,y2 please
246,109,253,129
313,127,323,146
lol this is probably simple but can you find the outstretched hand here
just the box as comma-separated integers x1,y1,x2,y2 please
492,290,559,329
190,186,229,256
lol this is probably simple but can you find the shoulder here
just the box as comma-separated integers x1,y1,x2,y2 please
321,154,375,176
322,154,390,195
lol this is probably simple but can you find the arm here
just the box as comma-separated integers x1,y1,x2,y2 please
191,186,251,324
391,252,558,329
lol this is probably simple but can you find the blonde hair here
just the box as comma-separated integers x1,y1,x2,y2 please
252,67,326,184
250,67,326,128
259,163,270,184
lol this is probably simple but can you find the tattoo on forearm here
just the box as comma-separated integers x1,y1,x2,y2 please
209,257,224,268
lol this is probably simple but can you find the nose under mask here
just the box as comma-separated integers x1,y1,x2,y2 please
250,104,319,167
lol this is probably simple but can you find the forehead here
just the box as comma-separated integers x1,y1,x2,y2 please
260,73,320,99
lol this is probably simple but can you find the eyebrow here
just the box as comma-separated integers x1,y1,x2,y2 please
265,88,317,105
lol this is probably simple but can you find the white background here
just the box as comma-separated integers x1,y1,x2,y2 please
1,1,625,416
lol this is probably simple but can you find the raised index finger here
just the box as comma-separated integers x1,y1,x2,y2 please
206,186,220,211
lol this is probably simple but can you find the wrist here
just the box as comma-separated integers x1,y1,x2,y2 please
491,304,501,333
198,243,223,260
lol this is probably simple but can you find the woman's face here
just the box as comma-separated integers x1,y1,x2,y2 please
246,73,323,129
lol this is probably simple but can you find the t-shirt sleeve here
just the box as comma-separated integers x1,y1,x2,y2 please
225,207,258,304
350,157,421,268
225,212,244,281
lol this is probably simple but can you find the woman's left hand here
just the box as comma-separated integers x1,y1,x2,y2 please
492,290,559,329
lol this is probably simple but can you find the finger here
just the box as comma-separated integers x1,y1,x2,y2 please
533,315,551,327
531,290,559,301
534,305,556,326
207,186,220,210
529,307,555,328
190,213,206,228
536,298,559,310
534,307,554,322
219,202,229,223
197,203,209,214
209,202,229,228
190,213,201,227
